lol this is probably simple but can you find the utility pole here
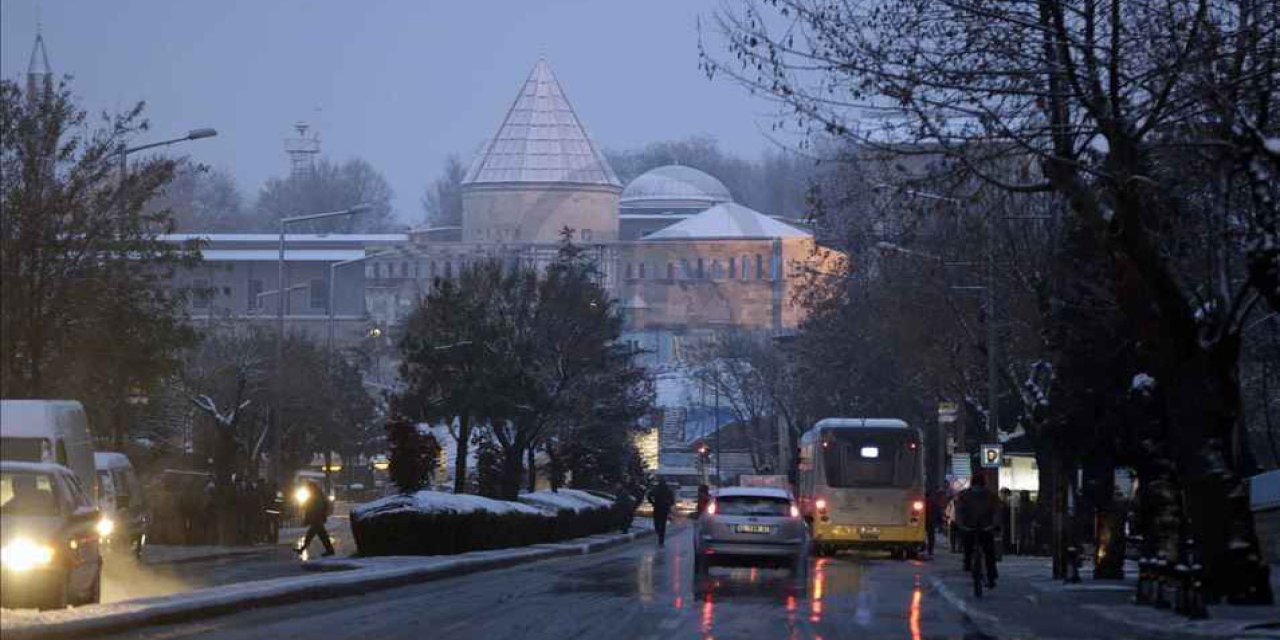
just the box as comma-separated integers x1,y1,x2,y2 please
985,216,999,488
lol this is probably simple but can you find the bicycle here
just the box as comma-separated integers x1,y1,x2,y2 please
962,525,997,598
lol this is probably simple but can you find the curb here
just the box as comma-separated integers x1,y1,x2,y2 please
2,528,653,640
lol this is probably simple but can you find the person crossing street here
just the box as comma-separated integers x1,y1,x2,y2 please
294,479,335,557
647,479,675,547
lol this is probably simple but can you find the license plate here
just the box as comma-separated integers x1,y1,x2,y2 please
859,527,881,540
735,524,775,534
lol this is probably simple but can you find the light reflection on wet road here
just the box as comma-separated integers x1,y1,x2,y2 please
101,525,983,640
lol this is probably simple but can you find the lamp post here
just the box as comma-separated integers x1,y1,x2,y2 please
271,205,371,491
114,128,216,449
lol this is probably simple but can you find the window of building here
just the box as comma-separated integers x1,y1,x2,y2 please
638,262,647,279
626,263,634,279
191,278,210,309
248,279,264,310
696,258,705,279
310,278,327,310
756,255,764,279
681,259,692,279
667,262,676,279
445,261,453,278
728,257,736,279
711,260,724,279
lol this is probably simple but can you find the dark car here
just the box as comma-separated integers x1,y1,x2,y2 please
1,461,104,609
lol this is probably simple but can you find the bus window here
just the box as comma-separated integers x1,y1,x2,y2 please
822,431,919,488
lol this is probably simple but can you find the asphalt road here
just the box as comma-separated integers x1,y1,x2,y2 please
98,526,988,640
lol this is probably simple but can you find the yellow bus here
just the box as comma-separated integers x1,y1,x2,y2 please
797,418,926,558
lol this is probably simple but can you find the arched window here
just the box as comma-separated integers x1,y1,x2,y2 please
667,262,676,279
681,259,692,279
639,262,647,279
711,260,724,279
755,255,764,279
626,263,634,279
728,257,736,279
696,258,705,279
444,261,453,278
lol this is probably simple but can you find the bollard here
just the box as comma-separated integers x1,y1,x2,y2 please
1065,545,1082,583
1179,538,1208,619
1153,555,1172,609
1134,556,1154,604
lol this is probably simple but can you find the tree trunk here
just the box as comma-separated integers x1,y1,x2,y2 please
526,446,537,492
498,447,523,501
453,414,471,494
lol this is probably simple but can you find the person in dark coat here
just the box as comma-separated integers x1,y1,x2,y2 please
956,474,1000,587
614,486,636,534
925,489,946,557
694,484,711,519
295,480,334,557
647,479,676,547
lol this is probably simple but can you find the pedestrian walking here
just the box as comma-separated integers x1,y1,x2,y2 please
945,495,959,552
926,488,946,557
295,480,335,557
647,479,675,547
694,484,711,519
614,486,636,534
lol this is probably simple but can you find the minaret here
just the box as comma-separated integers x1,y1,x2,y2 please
26,30,53,102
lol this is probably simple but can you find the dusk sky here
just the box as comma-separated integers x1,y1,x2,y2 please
1,0,778,225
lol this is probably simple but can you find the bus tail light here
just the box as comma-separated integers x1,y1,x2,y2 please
790,504,800,518
815,498,827,513
707,500,717,516
911,500,925,513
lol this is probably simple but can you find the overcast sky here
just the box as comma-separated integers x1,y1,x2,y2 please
1,0,778,226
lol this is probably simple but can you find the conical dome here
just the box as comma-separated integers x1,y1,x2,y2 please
463,60,620,187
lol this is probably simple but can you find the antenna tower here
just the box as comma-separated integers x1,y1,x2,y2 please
284,122,320,180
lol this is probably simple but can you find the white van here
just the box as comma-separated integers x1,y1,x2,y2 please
94,452,148,555
1,400,97,499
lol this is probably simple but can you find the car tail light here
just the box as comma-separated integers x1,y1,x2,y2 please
790,504,800,518
707,500,717,516
911,500,925,513
816,498,827,512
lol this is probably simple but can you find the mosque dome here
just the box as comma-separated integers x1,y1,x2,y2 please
619,165,733,209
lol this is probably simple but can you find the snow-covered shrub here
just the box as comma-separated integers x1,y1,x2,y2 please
350,489,620,556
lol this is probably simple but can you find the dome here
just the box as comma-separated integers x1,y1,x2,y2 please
619,165,733,209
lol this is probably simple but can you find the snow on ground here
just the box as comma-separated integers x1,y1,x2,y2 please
352,490,545,520
518,489,613,513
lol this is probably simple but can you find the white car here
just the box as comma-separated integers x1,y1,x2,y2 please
693,487,809,579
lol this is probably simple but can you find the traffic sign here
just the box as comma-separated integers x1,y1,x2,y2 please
980,444,1003,468
938,402,959,423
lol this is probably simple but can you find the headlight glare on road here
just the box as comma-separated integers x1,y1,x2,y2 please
1,538,55,571
293,485,312,506
96,516,116,538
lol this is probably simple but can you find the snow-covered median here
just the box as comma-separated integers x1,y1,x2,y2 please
352,490,545,520
518,488,613,513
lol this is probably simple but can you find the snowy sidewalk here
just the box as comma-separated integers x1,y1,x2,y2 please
927,544,1279,639
0,524,654,640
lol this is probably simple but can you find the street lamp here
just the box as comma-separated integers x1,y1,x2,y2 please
119,128,218,192
271,204,371,490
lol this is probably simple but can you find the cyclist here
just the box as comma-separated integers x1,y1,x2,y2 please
956,474,1000,588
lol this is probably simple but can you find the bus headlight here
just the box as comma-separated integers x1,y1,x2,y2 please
1,538,56,572
293,485,312,506
96,516,116,538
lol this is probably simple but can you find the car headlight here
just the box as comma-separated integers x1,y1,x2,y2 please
1,538,56,571
293,486,312,506
96,516,116,538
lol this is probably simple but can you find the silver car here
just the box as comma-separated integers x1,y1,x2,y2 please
693,487,808,579
1,461,104,609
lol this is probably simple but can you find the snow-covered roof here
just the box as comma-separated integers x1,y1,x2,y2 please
200,249,367,262
713,486,792,500
620,165,733,208
642,202,810,241
811,418,911,431
161,234,409,243
463,59,621,188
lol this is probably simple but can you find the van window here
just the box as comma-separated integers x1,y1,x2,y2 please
56,440,68,466
113,469,132,509
64,474,93,511
97,469,116,503
0,437,47,462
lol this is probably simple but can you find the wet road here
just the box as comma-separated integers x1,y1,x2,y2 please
100,526,986,640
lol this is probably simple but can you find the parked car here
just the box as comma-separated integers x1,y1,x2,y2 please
1,461,104,609
693,486,808,580
94,452,148,557
1,400,97,497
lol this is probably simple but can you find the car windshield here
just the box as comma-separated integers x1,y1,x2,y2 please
715,495,791,517
0,470,60,516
